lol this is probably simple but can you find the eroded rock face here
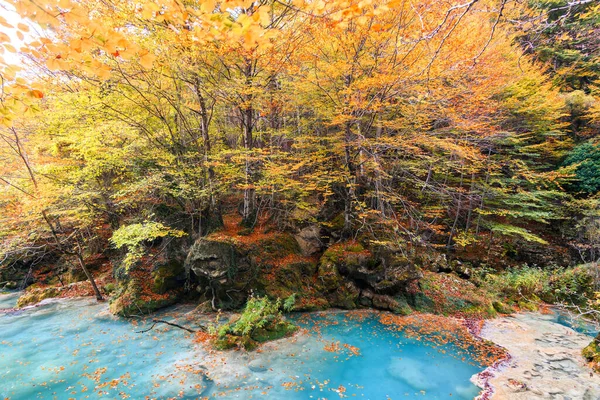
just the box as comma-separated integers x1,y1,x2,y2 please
185,238,254,309
294,225,323,256
185,238,250,282
110,249,186,316
316,242,421,311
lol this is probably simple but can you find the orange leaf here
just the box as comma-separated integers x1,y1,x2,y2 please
29,90,44,99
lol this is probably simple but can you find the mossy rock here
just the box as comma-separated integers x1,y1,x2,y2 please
186,238,245,281
410,292,436,313
391,295,413,315
317,258,346,291
254,233,301,258
152,260,185,294
214,321,297,351
109,278,181,316
17,287,61,308
492,301,513,314
295,296,330,311
3,281,19,290
251,321,298,343
583,334,600,373
214,334,257,350
517,300,538,312
64,268,88,284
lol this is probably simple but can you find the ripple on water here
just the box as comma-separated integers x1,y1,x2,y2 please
0,292,20,309
1,300,485,399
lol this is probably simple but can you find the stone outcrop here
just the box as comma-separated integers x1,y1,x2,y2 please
293,225,323,256
184,227,422,314
110,250,186,316
185,238,249,282
476,312,600,399
315,242,421,312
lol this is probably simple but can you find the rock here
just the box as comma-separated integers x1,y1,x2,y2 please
294,225,323,256
322,242,421,297
16,286,60,308
152,260,185,294
493,301,512,314
109,276,181,316
450,260,471,279
185,238,248,281
3,281,18,290
478,313,600,399
387,357,438,391
582,333,600,373
248,359,268,372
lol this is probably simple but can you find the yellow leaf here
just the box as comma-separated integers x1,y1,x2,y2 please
0,16,13,28
3,44,17,53
139,52,156,69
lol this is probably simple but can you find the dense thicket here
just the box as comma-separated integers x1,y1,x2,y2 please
0,0,599,315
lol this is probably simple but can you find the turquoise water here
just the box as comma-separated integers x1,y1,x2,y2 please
0,292,19,309
0,298,483,399
551,308,599,337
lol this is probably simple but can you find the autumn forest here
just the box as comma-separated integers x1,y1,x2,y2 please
1,0,600,398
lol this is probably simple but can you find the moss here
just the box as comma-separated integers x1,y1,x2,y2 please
295,296,329,311
17,287,60,308
214,334,255,350
492,301,513,314
256,233,301,257
583,334,600,373
517,300,538,311
109,277,181,316
391,295,413,315
251,321,298,343
152,260,184,294
212,297,299,351
346,243,365,253
410,292,436,313
327,213,346,231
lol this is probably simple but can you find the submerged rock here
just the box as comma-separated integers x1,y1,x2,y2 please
387,357,438,391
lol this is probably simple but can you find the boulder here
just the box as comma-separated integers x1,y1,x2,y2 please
185,238,248,281
294,225,323,256
110,249,186,316
324,242,422,295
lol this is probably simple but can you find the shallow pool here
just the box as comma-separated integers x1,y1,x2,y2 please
0,299,484,399
0,292,20,309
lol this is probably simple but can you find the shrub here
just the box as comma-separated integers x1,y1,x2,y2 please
214,295,297,350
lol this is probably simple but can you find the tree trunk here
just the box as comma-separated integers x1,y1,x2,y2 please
76,250,104,301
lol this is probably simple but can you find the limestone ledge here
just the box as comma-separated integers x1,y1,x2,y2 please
472,312,600,400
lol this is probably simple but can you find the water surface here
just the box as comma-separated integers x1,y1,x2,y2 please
0,298,483,399
0,292,20,309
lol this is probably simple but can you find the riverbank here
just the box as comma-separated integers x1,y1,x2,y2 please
474,312,600,399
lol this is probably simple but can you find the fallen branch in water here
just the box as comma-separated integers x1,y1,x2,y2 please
136,318,205,334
